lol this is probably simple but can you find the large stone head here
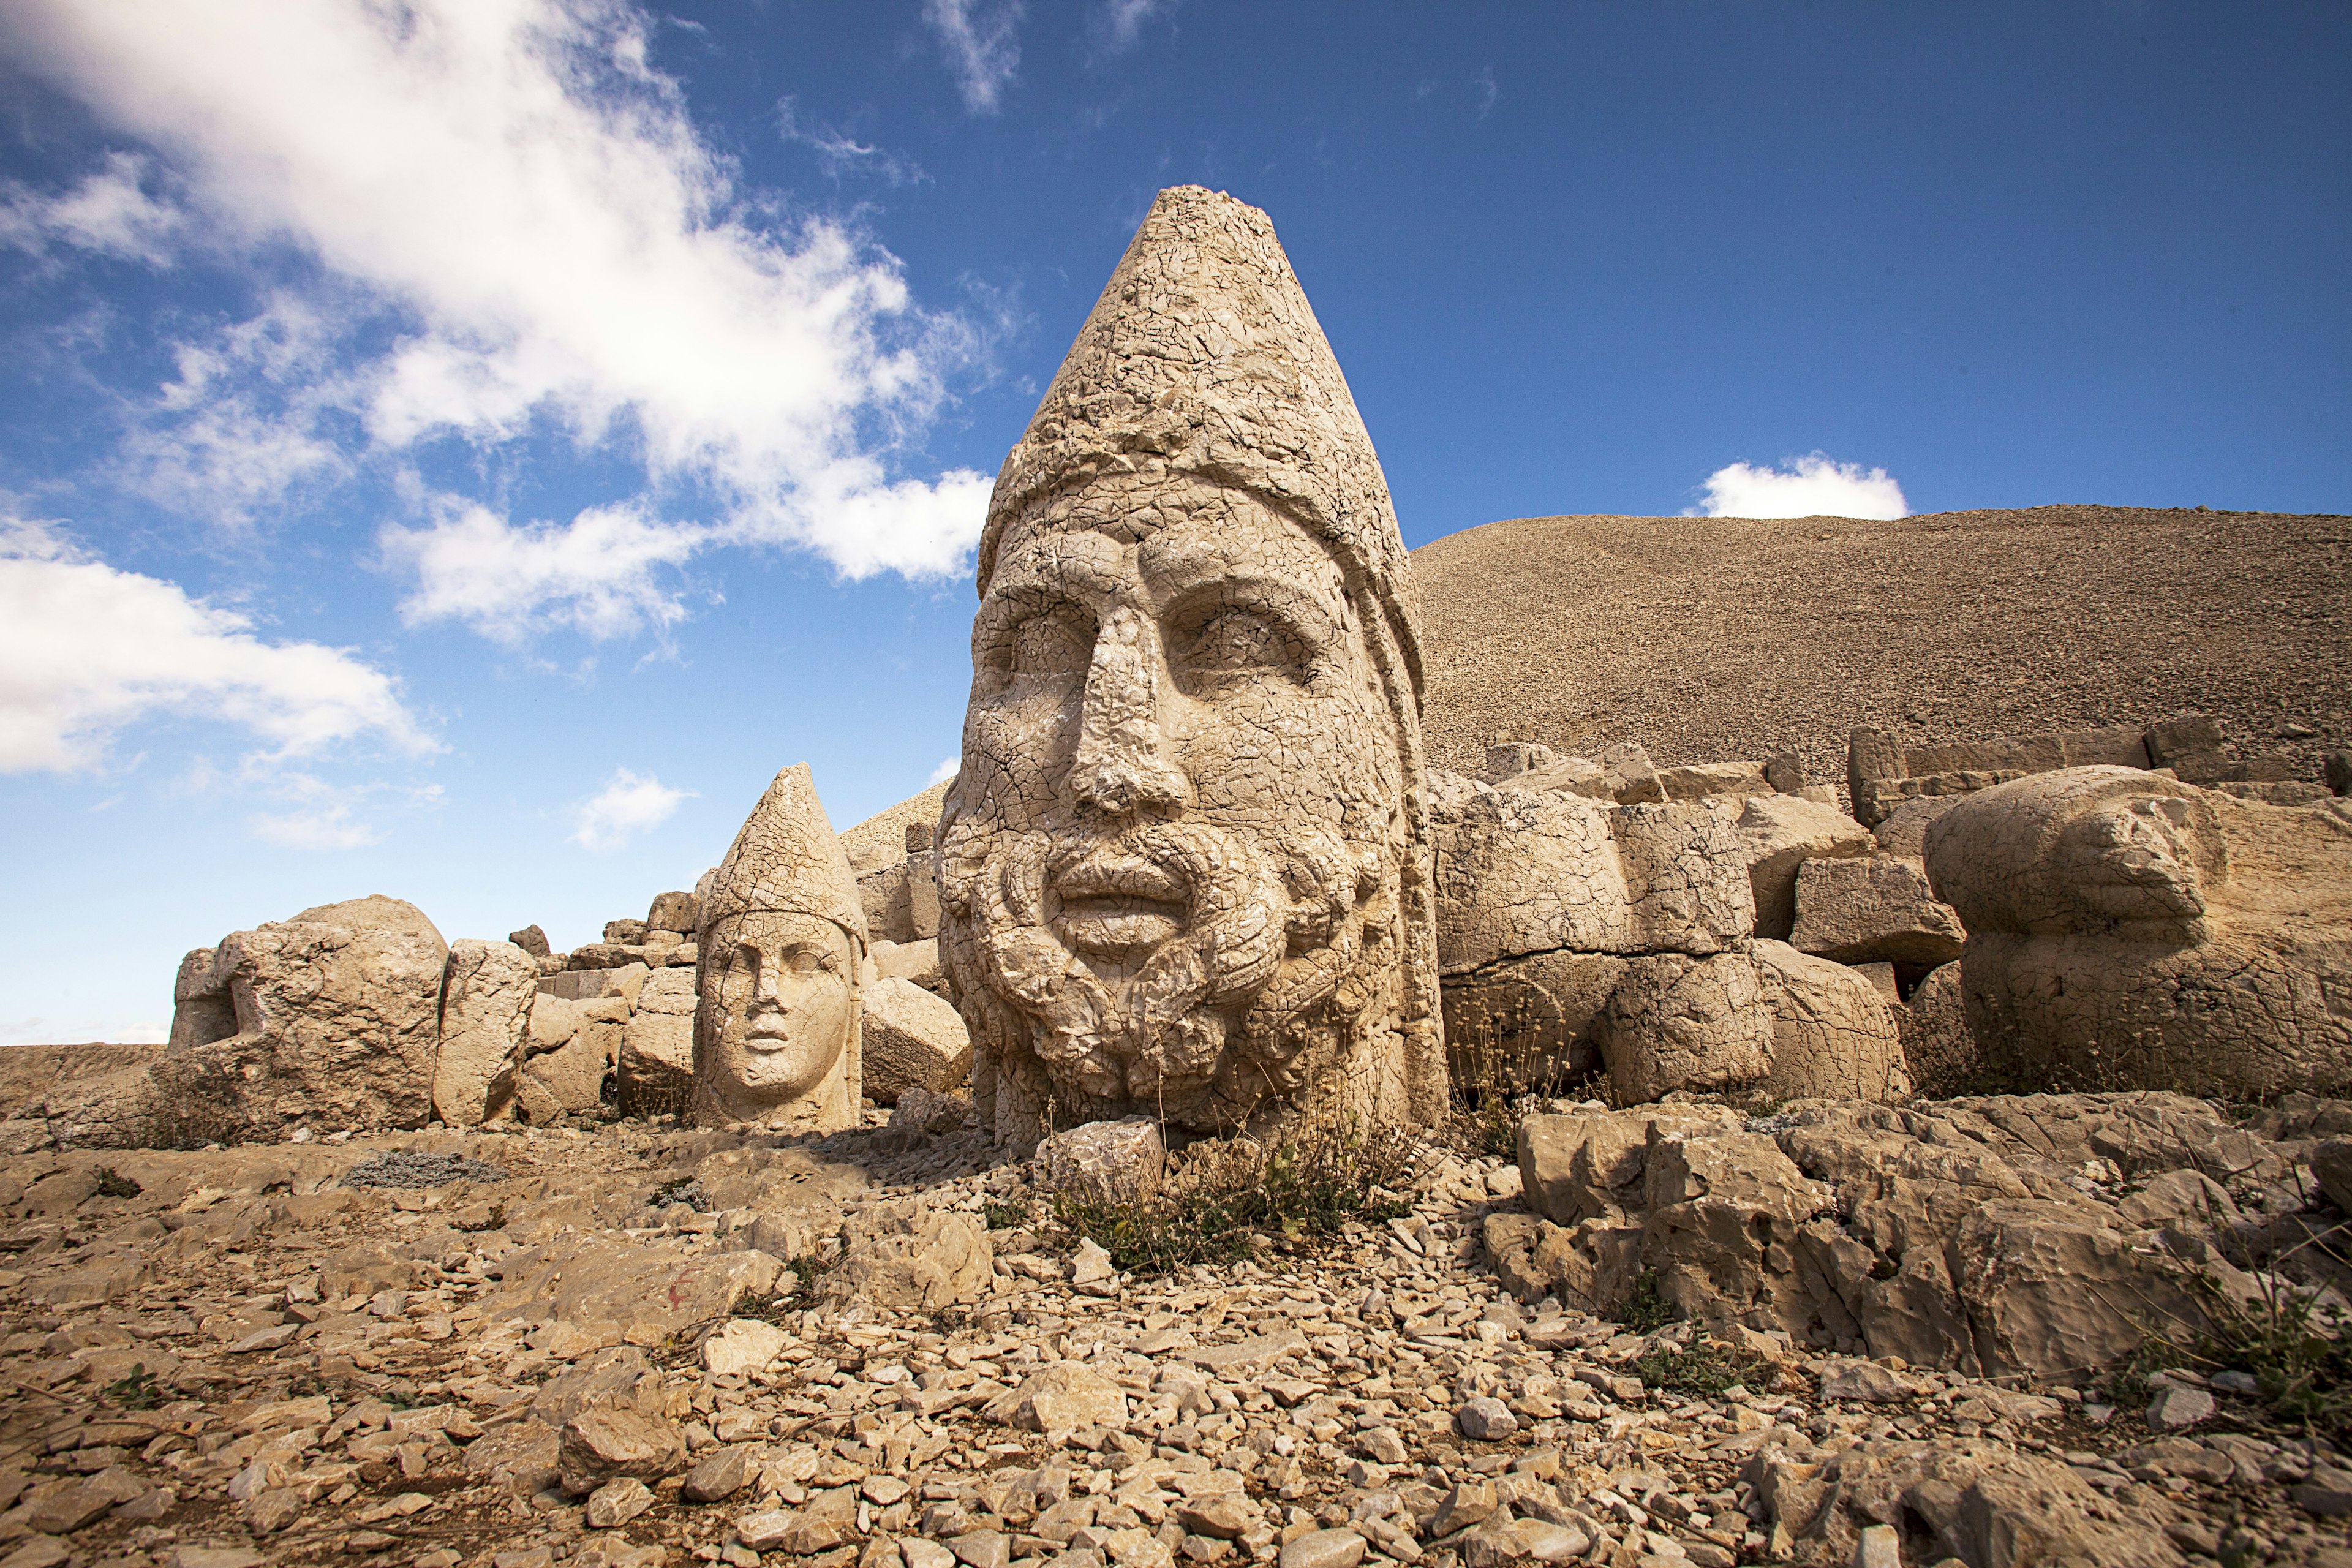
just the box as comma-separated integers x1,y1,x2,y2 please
937,186,1445,1148
694,764,867,1131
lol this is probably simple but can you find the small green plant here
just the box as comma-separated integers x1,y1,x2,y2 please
982,1199,1031,1231
100,1363,160,1410
2134,1266,2352,1441
91,1167,141,1199
1051,1117,1413,1278
1618,1270,1679,1334
1634,1340,1757,1397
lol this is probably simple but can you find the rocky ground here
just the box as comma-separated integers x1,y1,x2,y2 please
5,1098,2352,1568
1411,505,2352,794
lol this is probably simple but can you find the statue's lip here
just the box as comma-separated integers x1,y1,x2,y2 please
1050,852,1185,905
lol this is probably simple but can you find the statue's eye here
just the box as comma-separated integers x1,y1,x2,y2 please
986,603,1095,683
1174,606,1308,687
785,949,826,978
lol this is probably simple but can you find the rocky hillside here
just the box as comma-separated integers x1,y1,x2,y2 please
1411,505,2352,793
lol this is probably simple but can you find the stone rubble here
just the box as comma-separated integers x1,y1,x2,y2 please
1,1090,2349,1568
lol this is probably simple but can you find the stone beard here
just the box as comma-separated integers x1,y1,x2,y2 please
938,472,1420,1145
692,908,860,1130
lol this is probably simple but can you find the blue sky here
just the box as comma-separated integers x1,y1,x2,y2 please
2,1,2345,1043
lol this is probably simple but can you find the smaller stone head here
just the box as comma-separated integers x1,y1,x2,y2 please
694,764,868,1131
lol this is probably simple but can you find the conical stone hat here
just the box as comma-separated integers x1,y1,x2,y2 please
978,184,1425,700
702,763,867,946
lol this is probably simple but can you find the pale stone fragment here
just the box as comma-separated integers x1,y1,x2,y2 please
859,976,972,1104
434,938,537,1126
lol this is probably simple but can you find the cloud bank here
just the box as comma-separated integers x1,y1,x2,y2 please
572,767,693,851
1695,453,1910,520
0,521,431,774
4,0,992,643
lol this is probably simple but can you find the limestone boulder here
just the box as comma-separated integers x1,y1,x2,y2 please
646,891,699,934
1789,855,1966,967
519,992,625,1120
1926,767,2352,1097
434,939,537,1126
1596,952,1774,1102
1517,1104,1744,1227
872,937,944,993
1036,1118,1166,1207
157,908,450,1142
1731,794,1875,941
859,976,971,1104
290,895,448,954
1638,1128,1832,1334
820,1200,993,1310
617,968,695,1118
1897,963,1976,1097
1754,941,1909,1103
1655,759,1771,802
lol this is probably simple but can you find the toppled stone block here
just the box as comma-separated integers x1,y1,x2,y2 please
616,968,695,1118
1790,855,1966,967
435,939,536,1127
1896,963,1975,1097
1732,794,1875,941
508,924,552,959
859,976,972,1104
1036,1117,1166,1207
646,891,699,933
1597,951,1773,1102
1754,941,1910,1104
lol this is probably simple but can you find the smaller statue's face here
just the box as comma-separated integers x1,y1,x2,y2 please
700,912,854,1103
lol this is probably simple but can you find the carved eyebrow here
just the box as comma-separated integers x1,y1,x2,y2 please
970,581,1098,662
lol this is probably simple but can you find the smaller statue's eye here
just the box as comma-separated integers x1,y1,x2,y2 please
786,949,826,978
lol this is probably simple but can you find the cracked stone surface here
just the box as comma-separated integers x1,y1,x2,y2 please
935,186,1442,1148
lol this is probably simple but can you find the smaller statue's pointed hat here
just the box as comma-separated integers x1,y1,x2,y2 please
702,764,867,946
978,185,1425,701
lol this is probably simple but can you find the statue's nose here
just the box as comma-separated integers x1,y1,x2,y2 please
1068,605,1189,816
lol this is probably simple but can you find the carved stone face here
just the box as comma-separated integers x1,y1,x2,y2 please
695,910,856,1125
941,472,1409,1134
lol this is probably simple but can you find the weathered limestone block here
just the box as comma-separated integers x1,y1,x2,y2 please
646,891,699,934
1926,766,2352,1097
858,976,971,1104
157,897,450,1141
508,924,552,959
1638,1128,1831,1335
617,968,696,1117
519,992,625,1118
1512,741,1667,804
434,939,537,1126
693,764,866,1133
1596,952,1773,1102
1753,941,1910,1104
872,937,944,993
1897,962,1975,1096
1789,855,1966,966
1730,794,1875,940
1655,759,1770,802
1516,1105,1743,1227
1036,1117,1166,1207
937,186,1443,1149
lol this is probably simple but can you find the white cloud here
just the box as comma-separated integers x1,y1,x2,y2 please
0,518,434,774
1693,453,1910,521
572,767,693,851
927,756,960,786
0,150,183,265
383,497,706,644
1093,0,1175,55
924,0,1023,113
4,0,992,621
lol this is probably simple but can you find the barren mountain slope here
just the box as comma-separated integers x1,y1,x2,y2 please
1410,503,2351,792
